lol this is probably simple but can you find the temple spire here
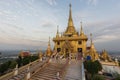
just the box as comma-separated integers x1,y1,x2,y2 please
48,37,50,46
90,33,97,53
90,33,93,45
56,25,59,37
68,3,74,27
57,25,59,34
65,3,76,34
46,37,52,56
80,21,84,35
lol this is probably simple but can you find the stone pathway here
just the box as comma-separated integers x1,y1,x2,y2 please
30,59,67,80
64,60,82,80
8,58,49,80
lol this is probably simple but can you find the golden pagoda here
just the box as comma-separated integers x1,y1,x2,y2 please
46,37,52,56
39,50,43,59
100,49,112,62
85,34,99,61
53,4,88,56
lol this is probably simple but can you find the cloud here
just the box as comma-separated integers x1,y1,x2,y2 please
41,20,56,28
46,0,57,5
94,35,119,43
87,0,98,5
74,10,94,21
82,17,120,45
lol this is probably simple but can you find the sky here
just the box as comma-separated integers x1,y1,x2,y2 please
0,0,120,51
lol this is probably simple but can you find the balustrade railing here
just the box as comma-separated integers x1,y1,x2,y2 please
0,57,50,80
60,58,69,79
82,62,86,80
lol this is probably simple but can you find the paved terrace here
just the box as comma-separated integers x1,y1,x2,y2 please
64,60,82,80
30,59,68,80
0,53,84,80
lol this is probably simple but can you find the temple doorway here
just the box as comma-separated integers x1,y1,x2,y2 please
78,48,82,53
57,48,61,52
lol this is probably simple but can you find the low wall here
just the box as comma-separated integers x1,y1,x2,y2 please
100,61,117,66
102,65,120,74
0,58,49,80
82,62,86,80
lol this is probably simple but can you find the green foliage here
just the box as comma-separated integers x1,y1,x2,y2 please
94,60,102,71
84,60,102,77
0,60,17,74
115,74,120,80
22,56,30,65
0,55,38,75
92,75,104,80
16,57,22,67
9,60,17,69
0,61,10,73
115,76,120,80
16,55,39,67
30,56,39,62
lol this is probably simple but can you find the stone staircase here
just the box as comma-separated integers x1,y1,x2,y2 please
1,58,49,80
30,59,68,80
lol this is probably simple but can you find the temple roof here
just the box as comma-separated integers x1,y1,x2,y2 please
65,4,77,35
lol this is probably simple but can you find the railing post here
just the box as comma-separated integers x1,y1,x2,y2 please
14,64,18,76
26,66,30,80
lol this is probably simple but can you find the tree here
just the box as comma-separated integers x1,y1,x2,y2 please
84,60,103,79
115,75,120,80
0,61,11,73
92,75,104,80
9,60,17,69
22,56,30,65
30,56,39,62
94,60,102,71
114,74,120,80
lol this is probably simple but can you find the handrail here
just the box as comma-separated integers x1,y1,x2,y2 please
0,59,41,80
0,71,14,80
82,62,86,80
60,59,69,79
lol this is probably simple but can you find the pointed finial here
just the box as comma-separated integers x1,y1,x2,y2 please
68,3,73,23
80,21,83,33
48,36,50,46
57,25,59,34
49,36,50,42
69,3,72,8
69,3,72,18
80,21,82,24
90,33,92,45
56,25,59,37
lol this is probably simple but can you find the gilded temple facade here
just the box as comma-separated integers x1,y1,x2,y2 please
53,4,88,55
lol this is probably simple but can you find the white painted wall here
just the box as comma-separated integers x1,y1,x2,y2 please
102,65,120,74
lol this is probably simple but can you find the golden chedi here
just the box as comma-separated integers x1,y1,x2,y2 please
101,49,112,62
85,34,99,61
46,37,52,57
39,50,43,59
53,4,88,56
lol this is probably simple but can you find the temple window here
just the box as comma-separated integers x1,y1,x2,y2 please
78,41,82,45
57,42,60,45
68,35,72,37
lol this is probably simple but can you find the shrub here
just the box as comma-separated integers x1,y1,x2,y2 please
92,75,104,80
84,60,102,79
